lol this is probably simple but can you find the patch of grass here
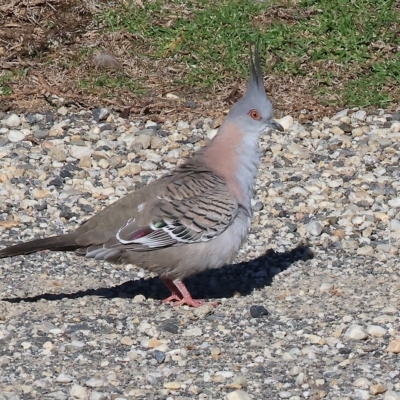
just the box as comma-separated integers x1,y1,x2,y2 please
101,0,400,109
78,73,145,96
0,69,27,96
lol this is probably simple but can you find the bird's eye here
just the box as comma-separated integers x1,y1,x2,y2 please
248,109,261,120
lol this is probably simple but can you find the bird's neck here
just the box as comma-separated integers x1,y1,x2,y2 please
199,121,261,213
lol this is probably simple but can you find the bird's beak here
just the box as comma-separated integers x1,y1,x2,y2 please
266,119,284,132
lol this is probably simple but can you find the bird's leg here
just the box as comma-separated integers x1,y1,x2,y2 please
162,279,218,308
171,280,206,308
161,278,183,304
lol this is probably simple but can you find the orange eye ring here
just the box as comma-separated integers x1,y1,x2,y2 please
248,109,261,120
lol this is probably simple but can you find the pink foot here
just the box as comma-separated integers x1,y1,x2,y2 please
172,297,205,308
161,279,218,308
162,294,181,304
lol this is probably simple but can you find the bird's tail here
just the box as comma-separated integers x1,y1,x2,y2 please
0,233,79,258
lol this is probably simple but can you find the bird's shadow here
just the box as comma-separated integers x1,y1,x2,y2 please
3,244,313,304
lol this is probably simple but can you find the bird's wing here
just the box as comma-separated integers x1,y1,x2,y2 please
77,170,239,256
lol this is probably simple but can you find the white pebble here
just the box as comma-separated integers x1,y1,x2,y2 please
216,371,234,378
390,219,400,231
183,327,203,337
306,220,323,236
357,246,374,256
352,110,367,120
333,109,349,119
141,160,157,171
5,113,21,127
56,373,73,383
367,325,386,337
7,130,26,142
354,378,370,388
344,324,368,340
70,384,88,399
277,115,293,131
388,198,400,208
70,145,92,160
226,390,252,400
384,391,400,400
354,389,371,400
85,378,104,388
207,129,218,140
320,282,334,292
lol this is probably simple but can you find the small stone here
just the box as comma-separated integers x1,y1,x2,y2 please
339,122,353,133
354,378,370,388
128,164,141,175
49,328,64,335
161,320,179,334
79,155,92,168
56,373,73,383
355,389,371,400
233,375,247,388
89,392,107,400
384,391,400,400
211,347,221,357
389,220,400,231
166,93,179,100
279,392,292,399
357,246,374,256
98,159,109,169
57,106,68,116
352,126,369,137
306,220,323,236
132,294,146,303
92,108,109,121
120,336,134,346
70,384,88,399
370,383,387,395
331,126,344,135
49,148,67,162
277,115,294,131
164,381,181,390
226,390,252,400
136,133,151,149
391,122,400,132
333,109,349,119
7,130,26,142
387,338,400,353
85,378,104,388
249,305,268,318
5,114,21,127
352,110,367,120
319,282,333,292
253,201,264,211
388,198,400,208
70,340,85,348
192,303,215,319
207,129,218,140
70,145,92,159
34,129,48,139
344,324,368,340
183,327,203,336
366,325,386,337
153,350,166,364
141,160,157,171
289,366,302,376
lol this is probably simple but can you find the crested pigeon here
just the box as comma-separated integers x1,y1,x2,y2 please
0,44,283,308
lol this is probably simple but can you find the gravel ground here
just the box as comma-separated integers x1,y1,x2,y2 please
0,107,400,400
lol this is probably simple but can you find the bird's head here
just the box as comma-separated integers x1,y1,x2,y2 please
227,44,283,136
